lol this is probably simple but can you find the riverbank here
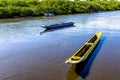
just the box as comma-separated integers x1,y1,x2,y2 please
0,0,120,18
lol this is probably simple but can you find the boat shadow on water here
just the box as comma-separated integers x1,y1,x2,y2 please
66,37,106,80
40,26,75,35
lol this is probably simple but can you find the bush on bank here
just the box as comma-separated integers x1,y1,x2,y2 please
0,0,120,18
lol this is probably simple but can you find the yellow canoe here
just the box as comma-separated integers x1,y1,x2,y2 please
65,32,102,64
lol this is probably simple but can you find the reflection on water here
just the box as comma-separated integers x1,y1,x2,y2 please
0,11,120,43
40,26,75,35
66,64,80,80
0,11,120,80
66,37,105,80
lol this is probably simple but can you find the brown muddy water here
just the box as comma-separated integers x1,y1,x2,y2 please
0,11,120,80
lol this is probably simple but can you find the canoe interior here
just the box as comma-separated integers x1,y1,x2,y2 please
74,44,92,57
74,34,97,57
88,35,97,43
71,44,92,61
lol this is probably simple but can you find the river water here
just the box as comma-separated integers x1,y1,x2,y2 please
0,11,120,80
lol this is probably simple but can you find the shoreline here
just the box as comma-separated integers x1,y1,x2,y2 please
0,10,119,22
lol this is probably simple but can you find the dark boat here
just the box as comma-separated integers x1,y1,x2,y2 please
44,13,54,17
44,9,54,17
42,22,74,29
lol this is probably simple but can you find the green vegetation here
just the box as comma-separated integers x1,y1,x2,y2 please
0,0,120,18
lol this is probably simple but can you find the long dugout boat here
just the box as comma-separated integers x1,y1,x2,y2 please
43,22,74,29
65,32,102,64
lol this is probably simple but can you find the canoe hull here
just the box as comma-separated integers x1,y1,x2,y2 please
65,32,102,64
43,22,74,29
